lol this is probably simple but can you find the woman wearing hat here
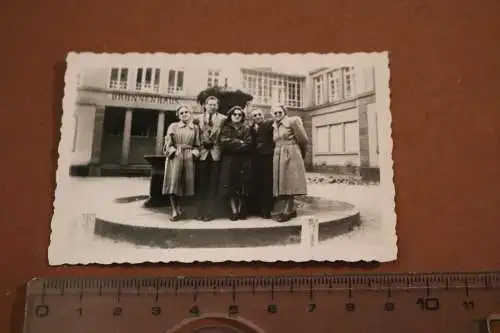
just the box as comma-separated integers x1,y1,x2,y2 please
271,104,309,222
162,105,200,221
218,106,254,220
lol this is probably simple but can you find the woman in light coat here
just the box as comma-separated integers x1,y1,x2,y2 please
162,105,200,221
271,105,309,222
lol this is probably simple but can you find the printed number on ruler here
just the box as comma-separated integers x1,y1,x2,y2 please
31,296,479,319
29,273,495,320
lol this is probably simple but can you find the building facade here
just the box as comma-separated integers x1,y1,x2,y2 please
70,63,381,180
306,66,380,180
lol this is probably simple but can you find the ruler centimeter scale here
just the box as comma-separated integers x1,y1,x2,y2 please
23,272,500,333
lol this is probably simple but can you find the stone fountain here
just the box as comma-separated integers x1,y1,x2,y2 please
92,87,361,248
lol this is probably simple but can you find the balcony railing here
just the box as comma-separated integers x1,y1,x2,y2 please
107,81,184,96
167,87,184,95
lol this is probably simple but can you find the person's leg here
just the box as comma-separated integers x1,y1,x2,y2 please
285,196,296,214
169,195,180,221
175,196,184,217
204,159,221,221
274,195,289,222
252,157,265,216
196,158,210,220
276,196,297,222
229,196,238,220
237,195,248,220
262,155,275,218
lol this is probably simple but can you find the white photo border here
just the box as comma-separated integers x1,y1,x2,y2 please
48,52,396,265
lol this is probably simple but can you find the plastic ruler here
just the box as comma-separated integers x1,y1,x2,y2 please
22,272,500,333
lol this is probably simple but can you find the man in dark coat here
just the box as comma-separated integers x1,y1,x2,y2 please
249,108,275,218
194,96,227,221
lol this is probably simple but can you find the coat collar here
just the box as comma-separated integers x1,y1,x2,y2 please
273,116,290,129
229,121,245,130
204,111,220,120
178,121,194,129
253,119,271,130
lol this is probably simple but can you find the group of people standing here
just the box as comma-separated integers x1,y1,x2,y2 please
161,95,309,223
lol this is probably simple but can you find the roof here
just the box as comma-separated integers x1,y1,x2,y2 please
240,67,307,79
309,67,330,75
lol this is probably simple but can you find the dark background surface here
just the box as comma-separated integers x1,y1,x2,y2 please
1,0,499,332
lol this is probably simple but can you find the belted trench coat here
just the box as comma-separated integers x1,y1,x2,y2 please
272,116,309,196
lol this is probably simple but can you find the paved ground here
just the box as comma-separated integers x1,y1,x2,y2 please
49,176,397,264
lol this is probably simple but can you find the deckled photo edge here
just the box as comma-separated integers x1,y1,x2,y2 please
49,51,396,265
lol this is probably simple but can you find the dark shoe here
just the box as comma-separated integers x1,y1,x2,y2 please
274,213,290,223
261,212,272,219
203,215,213,222
170,214,181,222
238,212,247,220
276,211,297,222
230,213,239,221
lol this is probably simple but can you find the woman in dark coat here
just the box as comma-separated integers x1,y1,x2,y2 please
218,106,254,220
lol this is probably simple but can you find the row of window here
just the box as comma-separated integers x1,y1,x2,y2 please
110,68,229,93
109,68,184,94
315,121,359,154
207,69,229,89
241,71,304,108
107,67,357,108
314,67,355,106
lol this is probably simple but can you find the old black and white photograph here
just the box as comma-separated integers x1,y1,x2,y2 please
49,52,395,264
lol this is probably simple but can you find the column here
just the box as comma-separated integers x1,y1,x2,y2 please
302,75,314,107
354,66,366,95
155,111,166,155
121,109,133,165
271,86,279,105
72,114,78,153
357,101,370,168
367,103,380,167
90,106,106,163
302,108,313,169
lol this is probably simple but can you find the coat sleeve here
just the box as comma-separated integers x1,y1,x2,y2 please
191,125,201,158
290,117,308,157
193,124,201,148
290,116,309,145
234,126,253,152
163,123,177,155
220,125,242,152
195,115,210,144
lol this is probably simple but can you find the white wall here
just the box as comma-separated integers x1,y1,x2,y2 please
312,107,358,125
183,66,210,97
81,68,108,88
353,66,375,95
311,107,360,167
313,153,360,166
71,105,96,165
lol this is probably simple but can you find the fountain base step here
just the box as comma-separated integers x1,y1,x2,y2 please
94,195,361,248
